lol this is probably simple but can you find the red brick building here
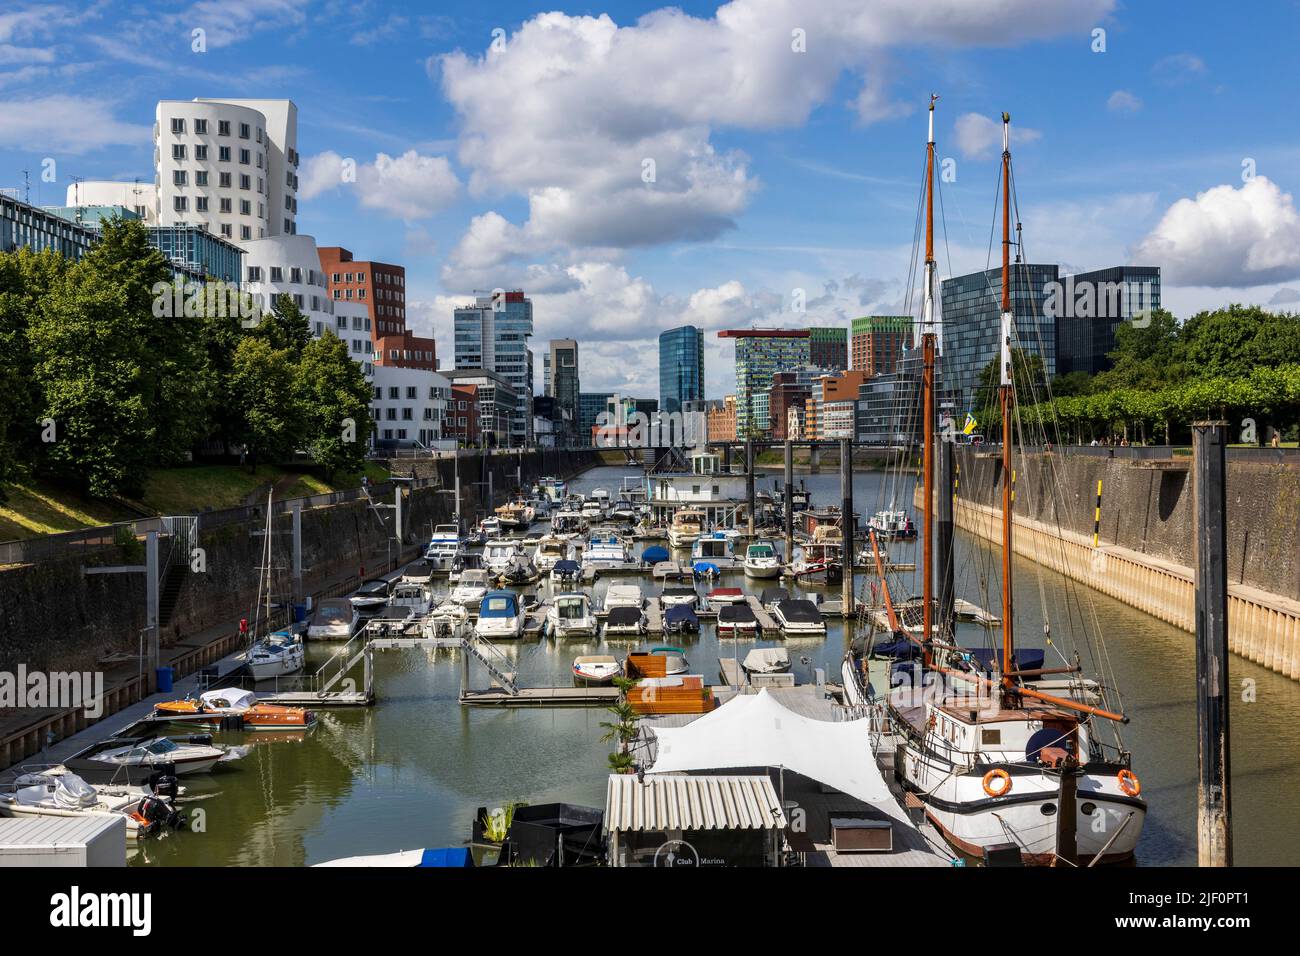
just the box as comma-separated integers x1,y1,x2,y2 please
444,383,481,446
318,245,437,371
768,371,811,441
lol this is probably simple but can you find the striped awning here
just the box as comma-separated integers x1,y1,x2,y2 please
605,774,787,832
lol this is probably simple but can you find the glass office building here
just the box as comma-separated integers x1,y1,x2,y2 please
658,325,705,415
939,264,1058,411
578,392,614,447
1054,266,1161,376
719,330,811,437
453,290,534,444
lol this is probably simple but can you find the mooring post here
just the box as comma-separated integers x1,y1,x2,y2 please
840,439,854,616
783,439,794,563
937,433,955,639
1193,420,1232,867
745,438,755,536
145,531,160,692
809,444,820,474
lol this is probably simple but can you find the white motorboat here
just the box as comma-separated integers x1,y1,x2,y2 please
537,476,568,502
742,647,791,675
548,592,597,638
399,560,436,587
789,527,844,587
667,509,705,549
760,586,790,612
475,590,525,640
451,569,491,608
77,735,232,776
483,539,521,575
659,585,698,609
500,552,540,586
645,645,689,675
0,770,178,841
246,629,305,681
610,497,639,523
550,558,582,588
478,516,502,539
532,535,575,573
717,603,760,635
692,531,737,568
742,541,782,579
154,687,316,731
551,511,587,539
384,581,433,619
603,605,646,637
350,578,392,613
603,583,644,611
580,498,604,521
867,508,917,540
425,524,464,570
572,655,620,684
307,597,358,642
582,533,634,572
772,598,826,636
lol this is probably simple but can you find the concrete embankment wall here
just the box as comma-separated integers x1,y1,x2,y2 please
925,448,1300,680
0,449,599,675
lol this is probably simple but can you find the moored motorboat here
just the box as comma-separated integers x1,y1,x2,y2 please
868,508,916,540
245,629,305,681
773,598,826,636
667,508,705,549
451,569,490,608
572,655,620,684
153,688,316,731
547,592,597,638
742,647,790,675
603,605,646,638
659,585,698,609
742,540,782,578
691,531,737,568
717,603,759,635
307,597,358,642
550,558,582,589
350,578,392,614
0,769,180,841
475,590,525,640
483,539,521,575
73,734,235,776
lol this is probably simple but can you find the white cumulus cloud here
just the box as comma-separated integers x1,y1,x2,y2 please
1133,177,1300,287
299,149,460,219
953,112,1041,160
1106,90,1142,113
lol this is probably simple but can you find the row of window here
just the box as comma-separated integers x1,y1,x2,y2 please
170,117,261,141
330,270,404,287
246,265,328,288
171,143,263,169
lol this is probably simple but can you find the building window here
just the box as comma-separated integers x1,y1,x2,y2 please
219,198,232,213
239,122,250,139
218,146,230,162
195,171,208,187
219,172,231,188
248,266,262,282
218,120,230,136
240,174,250,190
194,118,207,135
220,223,232,237
173,170,187,186
239,199,251,215
170,117,185,134
173,196,188,211
239,148,250,165
270,267,283,282
195,196,208,212
241,225,251,241
171,144,186,160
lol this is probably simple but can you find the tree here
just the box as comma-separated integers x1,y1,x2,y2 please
1051,370,1094,398
1095,308,1180,391
294,331,373,481
229,337,302,470
0,248,68,498
252,293,312,356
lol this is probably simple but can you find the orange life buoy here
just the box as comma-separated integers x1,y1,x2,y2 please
982,768,1012,797
1117,768,1141,797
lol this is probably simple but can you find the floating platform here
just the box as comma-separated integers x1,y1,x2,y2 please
259,690,373,707
459,685,620,707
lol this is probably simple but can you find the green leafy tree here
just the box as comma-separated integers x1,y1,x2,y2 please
252,292,312,357
0,248,68,498
294,331,373,481
230,337,302,470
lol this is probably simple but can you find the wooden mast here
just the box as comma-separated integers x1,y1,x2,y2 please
999,112,1015,695
921,94,938,669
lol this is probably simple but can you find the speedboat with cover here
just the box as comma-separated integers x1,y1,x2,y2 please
742,647,791,675
307,598,358,642
0,769,180,840
475,590,525,640
350,578,392,614
717,603,759,635
451,569,490,608
773,599,826,636
547,592,597,638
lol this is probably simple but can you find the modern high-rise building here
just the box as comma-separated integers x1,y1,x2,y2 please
318,246,435,372
1053,266,1161,376
453,291,534,444
718,329,811,437
578,392,614,447
658,325,705,415
444,369,518,447
544,338,581,422
850,316,912,375
940,264,1059,410
806,326,848,370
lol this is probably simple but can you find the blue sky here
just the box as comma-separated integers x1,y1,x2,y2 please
3,0,1298,398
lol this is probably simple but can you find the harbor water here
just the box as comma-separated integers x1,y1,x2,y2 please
133,466,1300,866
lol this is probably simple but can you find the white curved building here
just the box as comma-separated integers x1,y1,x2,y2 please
241,234,371,376
152,98,298,242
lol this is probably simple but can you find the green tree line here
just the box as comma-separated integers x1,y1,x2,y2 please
975,305,1300,444
0,217,374,502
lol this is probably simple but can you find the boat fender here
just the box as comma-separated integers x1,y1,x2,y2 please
982,768,1012,798
1117,769,1141,797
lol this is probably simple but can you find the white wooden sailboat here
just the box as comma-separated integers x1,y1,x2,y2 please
244,490,305,681
845,101,1145,866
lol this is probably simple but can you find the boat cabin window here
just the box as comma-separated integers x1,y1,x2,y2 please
557,600,585,619
483,596,515,614
146,739,179,754
315,605,349,622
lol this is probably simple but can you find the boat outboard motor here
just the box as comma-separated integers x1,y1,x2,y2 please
139,794,185,829
153,774,180,800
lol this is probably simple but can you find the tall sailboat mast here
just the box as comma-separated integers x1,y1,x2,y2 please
998,112,1015,694
921,94,939,668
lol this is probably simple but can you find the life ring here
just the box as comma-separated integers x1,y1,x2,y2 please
1117,769,1141,797
982,768,1012,798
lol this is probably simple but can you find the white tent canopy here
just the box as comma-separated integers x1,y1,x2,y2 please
648,688,914,827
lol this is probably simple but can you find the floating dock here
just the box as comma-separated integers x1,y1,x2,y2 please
459,685,620,707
